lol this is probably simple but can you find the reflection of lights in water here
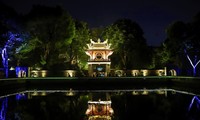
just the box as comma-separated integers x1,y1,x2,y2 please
66,88,75,96
131,89,168,95
88,101,112,104
0,89,199,120
88,115,112,120
16,93,26,100
188,96,200,119
188,96,200,112
0,89,198,99
0,97,7,120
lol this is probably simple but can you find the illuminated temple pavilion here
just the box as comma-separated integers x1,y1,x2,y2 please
85,39,113,77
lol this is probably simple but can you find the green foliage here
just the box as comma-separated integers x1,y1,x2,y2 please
65,20,90,71
102,18,150,69
102,24,124,50
155,44,171,67
162,12,200,75
19,5,76,69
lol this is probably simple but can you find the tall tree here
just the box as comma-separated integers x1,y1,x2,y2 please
165,21,187,60
19,5,75,69
0,2,26,77
164,12,200,76
66,20,90,71
154,44,171,68
183,12,200,76
160,21,188,75
102,19,150,70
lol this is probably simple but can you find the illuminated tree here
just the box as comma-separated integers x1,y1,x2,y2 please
102,19,150,70
153,44,171,68
66,20,90,71
185,12,200,76
183,39,200,76
164,12,200,76
164,21,187,68
102,24,124,69
20,5,75,69
0,2,26,77
1,32,26,77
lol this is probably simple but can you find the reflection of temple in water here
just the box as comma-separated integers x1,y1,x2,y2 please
85,93,114,120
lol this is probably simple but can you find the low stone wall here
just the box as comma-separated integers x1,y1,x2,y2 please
27,68,176,77
110,68,175,77
30,70,76,77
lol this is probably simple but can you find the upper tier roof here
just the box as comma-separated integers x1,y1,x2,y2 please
86,38,112,50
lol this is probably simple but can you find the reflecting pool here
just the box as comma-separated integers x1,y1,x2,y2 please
0,89,200,120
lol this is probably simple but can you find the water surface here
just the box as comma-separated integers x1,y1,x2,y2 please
0,89,200,120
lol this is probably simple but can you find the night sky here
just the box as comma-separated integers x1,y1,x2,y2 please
1,0,200,46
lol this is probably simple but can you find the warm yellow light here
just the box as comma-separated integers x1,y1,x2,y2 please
141,70,148,76
132,91,139,95
157,89,165,94
88,115,112,120
31,91,38,96
9,67,15,70
41,92,46,96
66,88,75,96
141,88,148,95
142,90,148,95
41,70,47,77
